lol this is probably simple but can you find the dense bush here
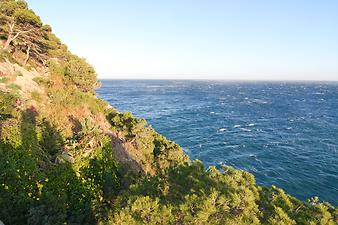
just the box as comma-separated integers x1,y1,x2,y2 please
0,109,121,225
107,111,189,175
64,55,97,92
102,161,337,224
108,111,147,140
46,55,97,93
0,91,17,119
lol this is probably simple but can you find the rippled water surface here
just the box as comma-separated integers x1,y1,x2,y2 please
97,80,338,205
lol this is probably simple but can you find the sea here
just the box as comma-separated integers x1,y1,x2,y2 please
97,80,338,205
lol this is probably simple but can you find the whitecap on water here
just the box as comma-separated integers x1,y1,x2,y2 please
252,99,268,104
240,128,252,132
224,145,240,149
219,128,227,132
248,123,255,127
234,125,241,128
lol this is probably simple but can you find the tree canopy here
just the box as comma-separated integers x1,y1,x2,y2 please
0,0,98,92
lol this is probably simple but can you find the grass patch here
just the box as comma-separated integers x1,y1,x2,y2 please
6,83,21,91
31,91,42,102
0,48,19,64
0,48,8,62
33,76,51,88
0,77,9,83
14,70,23,77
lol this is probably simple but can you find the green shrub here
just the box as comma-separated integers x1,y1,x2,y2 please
108,111,147,139
0,111,120,224
64,55,97,92
0,91,17,120
46,58,66,78
46,55,97,93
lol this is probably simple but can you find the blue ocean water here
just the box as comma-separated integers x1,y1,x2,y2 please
97,80,338,205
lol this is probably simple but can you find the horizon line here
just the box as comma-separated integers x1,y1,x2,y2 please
98,78,338,83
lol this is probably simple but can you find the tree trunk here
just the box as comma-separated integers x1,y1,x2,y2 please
3,33,13,50
3,22,15,50
24,45,31,65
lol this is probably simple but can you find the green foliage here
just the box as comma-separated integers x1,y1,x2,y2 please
0,48,8,61
47,86,105,116
32,76,51,87
46,55,97,93
0,0,65,66
106,162,261,224
153,133,188,171
0,108,121,225
6,82,21,90
108,111,147,140
0,91,17,120
46,58,65,77
39,119,63,156
66,118,106,158
0,0,27,16
101,161,338,225
14,8,42,27
259,186,337,224
1,0,97,93
31,90,41,102
0,76,9,83
45,33,68,58
110,196,173,224
64,55,97,92
0,46,19,63
107,110,189,175
77,141,121,201
15,70,23,76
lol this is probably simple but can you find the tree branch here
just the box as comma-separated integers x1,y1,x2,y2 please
10,29,34,42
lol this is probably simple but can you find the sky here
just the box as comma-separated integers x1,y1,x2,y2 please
26,0,338,81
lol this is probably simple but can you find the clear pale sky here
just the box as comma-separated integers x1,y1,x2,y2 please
27,0,338,80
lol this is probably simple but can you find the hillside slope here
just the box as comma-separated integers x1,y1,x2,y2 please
0,1,337,224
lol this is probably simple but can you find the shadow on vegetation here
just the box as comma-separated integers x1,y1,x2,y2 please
0,108,99,225
128,161,221,205
68,115,82,134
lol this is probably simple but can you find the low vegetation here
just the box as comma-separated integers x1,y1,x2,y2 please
0,1,337,224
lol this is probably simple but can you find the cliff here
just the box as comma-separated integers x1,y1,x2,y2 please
0,1,337,224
